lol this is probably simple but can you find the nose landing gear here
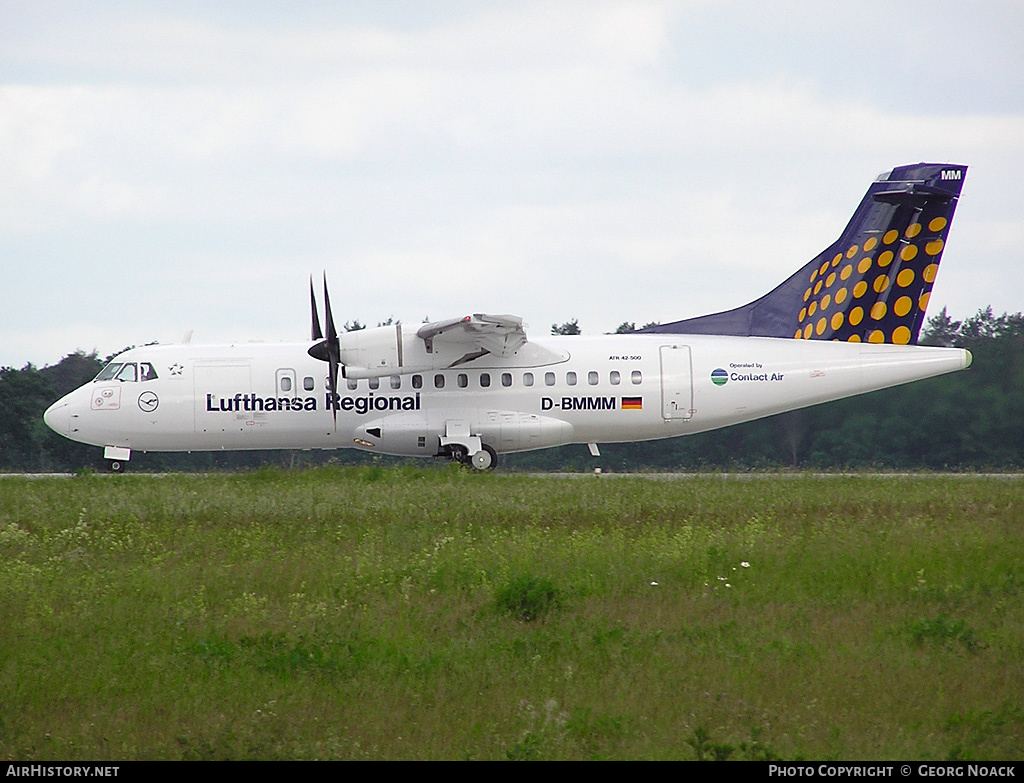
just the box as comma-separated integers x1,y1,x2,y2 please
103,446,131,474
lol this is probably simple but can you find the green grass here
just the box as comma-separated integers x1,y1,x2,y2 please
1,467,1022,759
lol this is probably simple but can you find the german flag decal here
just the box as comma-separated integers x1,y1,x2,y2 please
621,396,643,410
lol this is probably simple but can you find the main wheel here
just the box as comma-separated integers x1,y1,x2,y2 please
470,444,498,471
108,460,126,474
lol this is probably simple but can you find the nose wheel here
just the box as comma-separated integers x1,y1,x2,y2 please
103,446,131,474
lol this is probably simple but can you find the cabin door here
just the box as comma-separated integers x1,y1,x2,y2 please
659,345,693,420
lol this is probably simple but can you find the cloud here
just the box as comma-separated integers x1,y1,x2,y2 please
1,1,1021,367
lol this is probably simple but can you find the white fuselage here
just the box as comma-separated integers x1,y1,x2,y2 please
44,334,970,461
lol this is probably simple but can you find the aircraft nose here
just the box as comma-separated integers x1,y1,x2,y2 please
43,399,70,436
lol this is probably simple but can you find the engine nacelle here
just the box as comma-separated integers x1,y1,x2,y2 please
339,324,476,379
339,324,404,378
338,326,569,379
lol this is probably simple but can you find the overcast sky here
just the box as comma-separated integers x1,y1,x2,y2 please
2,0,1022,369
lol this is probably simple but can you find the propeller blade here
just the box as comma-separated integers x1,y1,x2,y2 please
322,274,341,428
327,350,340,428
310,276,323,341
323,273,338,342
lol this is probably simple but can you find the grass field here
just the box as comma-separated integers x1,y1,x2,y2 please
1,467,1022,760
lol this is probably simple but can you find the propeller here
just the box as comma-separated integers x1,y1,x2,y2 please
307,274,342,426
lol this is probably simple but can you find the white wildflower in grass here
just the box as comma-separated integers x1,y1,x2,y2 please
741,561,750,568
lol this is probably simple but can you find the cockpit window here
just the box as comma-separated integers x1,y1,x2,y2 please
115,363,138,382
94,361,158,382
94,363,123,382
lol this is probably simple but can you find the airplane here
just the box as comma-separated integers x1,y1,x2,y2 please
44,162,971,472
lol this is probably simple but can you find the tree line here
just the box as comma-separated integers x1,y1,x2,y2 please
1,307,1021,472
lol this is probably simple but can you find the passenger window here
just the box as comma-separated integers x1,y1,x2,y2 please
523,372,534,387
631,370,642,384
347,378,358,391
115,363,138,382
566,372,577,386
434,374,445,389
390,376,401,390
304,376,315,391
412,375,422,389
457,373,468,388
480,373,491,388
545,372,555,386
588,371,598,385
368,377,379,390
610,370,620,385
501,372,512,387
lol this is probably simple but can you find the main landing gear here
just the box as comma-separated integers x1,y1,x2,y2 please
443,443,498,471
438,421,497,471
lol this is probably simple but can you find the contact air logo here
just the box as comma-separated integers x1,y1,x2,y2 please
715,363,786,383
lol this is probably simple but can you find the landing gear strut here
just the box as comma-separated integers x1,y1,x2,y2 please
446,444,468,464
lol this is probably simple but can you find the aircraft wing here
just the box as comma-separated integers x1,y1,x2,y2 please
416,314,527,358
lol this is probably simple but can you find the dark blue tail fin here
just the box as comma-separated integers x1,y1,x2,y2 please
642,163,967,344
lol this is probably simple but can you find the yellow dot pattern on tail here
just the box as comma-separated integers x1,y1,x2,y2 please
792,169,962,344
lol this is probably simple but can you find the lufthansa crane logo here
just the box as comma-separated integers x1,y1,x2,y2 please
138,391,159,412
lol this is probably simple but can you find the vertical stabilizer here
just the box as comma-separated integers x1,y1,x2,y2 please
642,163,967,344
